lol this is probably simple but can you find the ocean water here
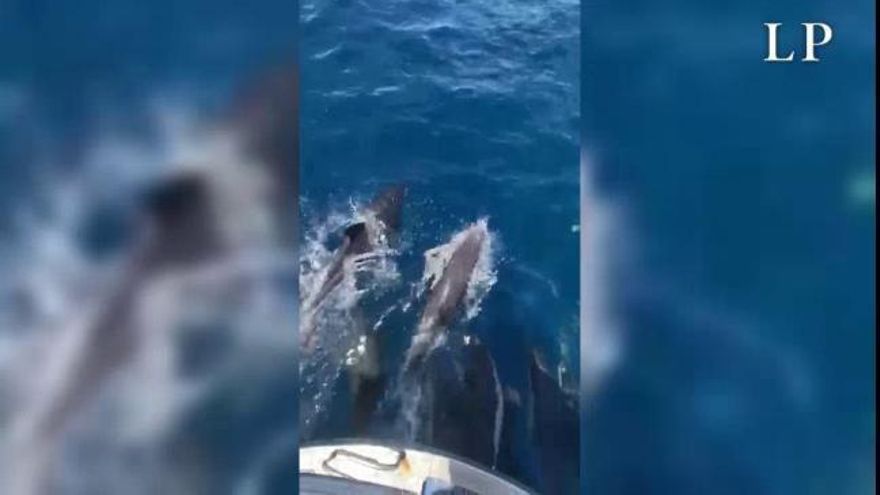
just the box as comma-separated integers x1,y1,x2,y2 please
583,0,875,493
299,0,580,490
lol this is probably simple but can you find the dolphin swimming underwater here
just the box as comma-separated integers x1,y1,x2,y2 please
299,184,405,351
527,351,579,495
404,220,490,368
346,320,386,435
416,336,504,469
5,68,299,495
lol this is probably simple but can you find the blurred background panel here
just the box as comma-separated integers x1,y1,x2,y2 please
582,0,874,493
1,1,299,494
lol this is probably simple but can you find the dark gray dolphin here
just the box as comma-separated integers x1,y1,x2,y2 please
9,68,299,495
348,324,386,435
415,337,504,469
299,184,405,350
404,221,489,368
298,185,404,436
317,185,405,306
527,351,579,495
29,64,302,440
37,172,223,435
10,172,227,495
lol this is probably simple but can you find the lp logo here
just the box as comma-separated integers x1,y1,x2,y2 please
764,22,833,62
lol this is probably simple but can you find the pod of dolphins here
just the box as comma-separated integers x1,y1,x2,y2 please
301,184,578,494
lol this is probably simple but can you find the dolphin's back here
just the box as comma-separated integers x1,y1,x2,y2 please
420,227,485,330
529,353,578,494
420,342,501,468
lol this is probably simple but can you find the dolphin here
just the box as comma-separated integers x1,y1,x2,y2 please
297,185,404,438
8,172,227,495
415,336,504,469
527,351,579,495
299,184,405,351
404,221,489,368
6,68,300,495
347,324,386,435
